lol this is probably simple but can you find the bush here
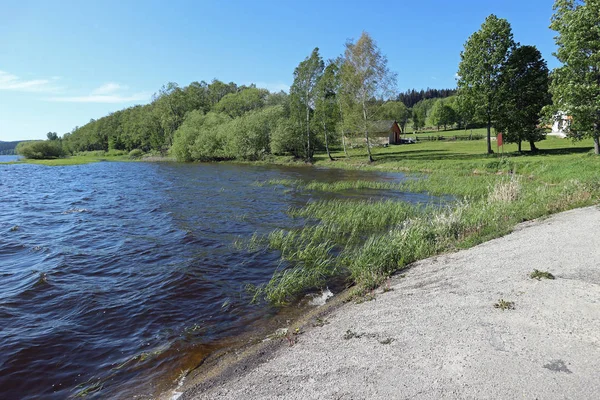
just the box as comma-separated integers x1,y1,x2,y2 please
129,149,144,159
16,140,66,159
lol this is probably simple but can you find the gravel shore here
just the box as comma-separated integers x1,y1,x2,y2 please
179,206,600,400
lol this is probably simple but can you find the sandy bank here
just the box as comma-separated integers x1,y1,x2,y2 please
179,206,600,399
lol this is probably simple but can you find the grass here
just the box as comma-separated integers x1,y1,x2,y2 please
530,269,556,280
494,299,515,311
247,136,599,305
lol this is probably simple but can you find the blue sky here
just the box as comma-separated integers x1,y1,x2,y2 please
1,0,559,141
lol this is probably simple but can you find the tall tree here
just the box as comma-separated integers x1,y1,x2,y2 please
549,0,600,154
497,45,551,152
428,99,457,130
290,48,324,161
314,62,340,161
457,15,516,154
152,82,187,150
340,32,396,162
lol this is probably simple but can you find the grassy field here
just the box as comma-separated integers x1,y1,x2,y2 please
248,136,600,304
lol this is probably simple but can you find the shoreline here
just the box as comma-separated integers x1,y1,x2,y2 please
176,206,600,399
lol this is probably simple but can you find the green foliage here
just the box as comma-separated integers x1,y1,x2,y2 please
46,131,59,141
16,140,66,159
457,14,516,153
379,101,410,131
187,112,232,161
428,99,457,130
314,62,341,159
270,118,305,157
549,0,600,154
497,45,551,151
225,106,284,160
213,87,268,118
289,47,324,161
340,31,397,162
128,149,144,159
530,269,555,280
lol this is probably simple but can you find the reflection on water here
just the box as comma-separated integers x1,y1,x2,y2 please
0,161,437,399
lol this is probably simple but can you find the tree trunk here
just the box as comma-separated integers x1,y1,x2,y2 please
337,100,348,157
306,91,311,162
486,117,493,154
362,101,374,163
594,122,600,155
323,120,333,161
518,140,522,152
529,140,538,152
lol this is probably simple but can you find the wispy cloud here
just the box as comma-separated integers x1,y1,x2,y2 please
251,82,290,93
91,82,126,95
0,70,61,93
46,82,150,104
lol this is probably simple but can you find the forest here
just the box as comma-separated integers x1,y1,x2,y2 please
16,0,600,160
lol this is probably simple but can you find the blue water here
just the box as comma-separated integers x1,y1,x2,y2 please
0,161,434,399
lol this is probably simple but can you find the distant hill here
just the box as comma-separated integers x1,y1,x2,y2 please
0,140,26,155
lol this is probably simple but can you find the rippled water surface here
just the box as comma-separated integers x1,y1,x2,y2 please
0,161,433,399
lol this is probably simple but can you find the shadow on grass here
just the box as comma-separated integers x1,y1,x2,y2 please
528,146,594,156
372,148,495,162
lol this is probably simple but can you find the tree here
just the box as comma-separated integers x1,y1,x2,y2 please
340,32,396,162
428,99,457,130
379,101,410,133
457,14,516,154
46,132,59,141
497,45,551,152
152,82,187,150
549,0,600,154
214,87,268,118
290,48,324,161
314,62,340,160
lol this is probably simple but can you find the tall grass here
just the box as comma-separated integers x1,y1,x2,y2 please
249,138,600,305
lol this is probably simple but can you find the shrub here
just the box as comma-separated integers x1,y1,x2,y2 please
128,149,144,159
16,140,66,159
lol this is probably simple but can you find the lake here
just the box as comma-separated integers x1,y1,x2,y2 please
0,161,436,399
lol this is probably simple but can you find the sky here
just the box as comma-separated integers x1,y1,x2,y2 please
0,0,560,141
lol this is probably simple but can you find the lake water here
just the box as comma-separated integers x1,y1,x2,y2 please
0,155,23,162
0,161,436,399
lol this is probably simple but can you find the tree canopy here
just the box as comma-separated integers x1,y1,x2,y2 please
549,0,600,154
457,14,516,154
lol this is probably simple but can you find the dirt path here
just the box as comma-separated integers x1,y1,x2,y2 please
180,206,600,400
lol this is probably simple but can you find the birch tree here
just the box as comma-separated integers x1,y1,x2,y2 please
290,48,324,161
340,32,396,162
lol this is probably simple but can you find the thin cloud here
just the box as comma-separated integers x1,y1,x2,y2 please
91,82,125,95
251,82,290,93
47,82,150,103
47,93,150,104
0,70,61,93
